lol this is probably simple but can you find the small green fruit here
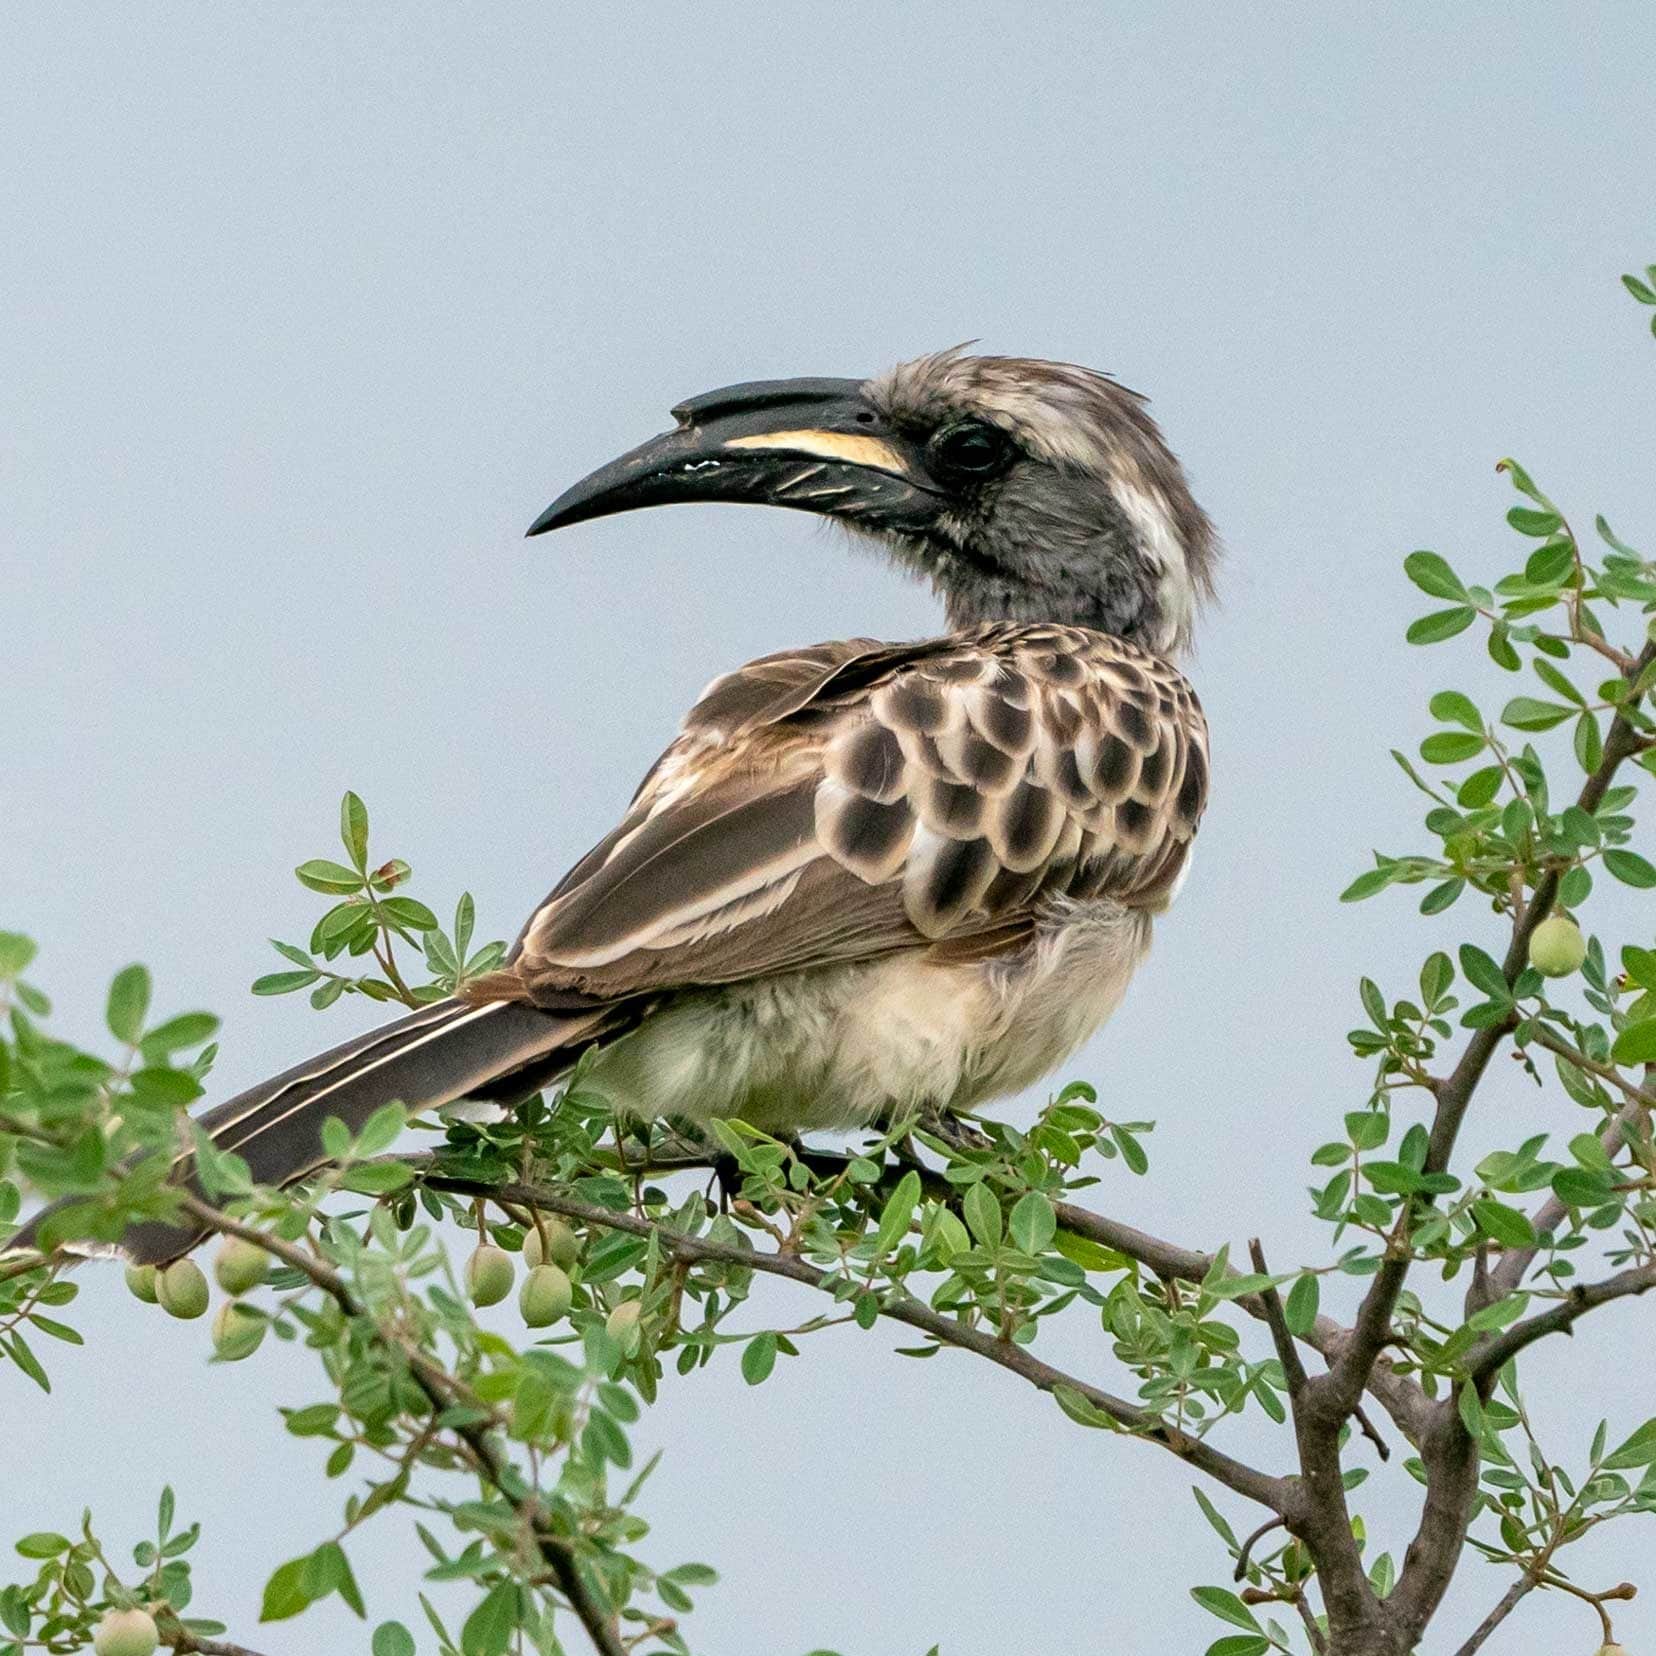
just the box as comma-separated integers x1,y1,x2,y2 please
519,1264,573,1327
156,1259,210,1320
213,1235,269,1296
211,1300,266,1361
523,1217,581,1270
93,1607,159,1656
124,1263,158,1304
1529,914,1587,978
605,1298,643,1349
467,1244,514,1307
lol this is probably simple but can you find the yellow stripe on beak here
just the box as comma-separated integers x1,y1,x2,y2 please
724,429,911,475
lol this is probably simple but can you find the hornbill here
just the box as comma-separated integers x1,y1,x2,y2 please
10,349,1217,1264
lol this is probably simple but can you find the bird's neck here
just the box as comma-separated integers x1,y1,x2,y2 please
938,566,1185,658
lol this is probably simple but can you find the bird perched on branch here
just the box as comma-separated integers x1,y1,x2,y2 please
12,348,1216,1263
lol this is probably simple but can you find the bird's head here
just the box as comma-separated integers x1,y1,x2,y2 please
530,348,1216,657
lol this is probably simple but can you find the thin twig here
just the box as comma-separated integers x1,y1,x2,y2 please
420,1172,1290,1513
1352,1404,1390,1463
1469,1262,1656,1379
1248,1239,1307,1397
1233,1514,1286,1581
177,1195,626,1656
1489,1090,1649,1300
1526,1028,1656,1112
1388,635,1656,1648
1451,1572,1540,1656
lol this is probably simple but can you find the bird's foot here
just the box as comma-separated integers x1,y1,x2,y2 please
710,1152,744,1211
917,1111,993,1156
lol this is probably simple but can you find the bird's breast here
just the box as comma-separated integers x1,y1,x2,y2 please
577,895,1153,1134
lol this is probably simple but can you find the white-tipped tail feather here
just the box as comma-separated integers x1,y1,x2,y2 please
9,996,613,1264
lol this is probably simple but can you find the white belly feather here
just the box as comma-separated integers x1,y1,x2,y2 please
579,898,1154,1134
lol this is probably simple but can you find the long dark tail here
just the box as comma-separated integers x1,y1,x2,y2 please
9,995,622,1264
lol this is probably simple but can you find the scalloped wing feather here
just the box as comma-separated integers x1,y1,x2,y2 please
485,626,1208,1003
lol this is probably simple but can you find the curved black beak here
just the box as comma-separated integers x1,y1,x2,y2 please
528,375,941,538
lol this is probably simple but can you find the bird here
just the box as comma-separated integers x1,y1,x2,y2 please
10,348,1216,1265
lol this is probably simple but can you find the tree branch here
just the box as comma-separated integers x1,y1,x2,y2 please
1248,1239,1308,1398
560,1151,1436,1445
1489,1086,1650,1300
1054,1208,1432,1438
177,1195,626,1656
420,1172,1292,1513
1451,1571,1540,1656
1526,1028,1656,1113
1470,1261,1656,1379
1388,636,1656,1647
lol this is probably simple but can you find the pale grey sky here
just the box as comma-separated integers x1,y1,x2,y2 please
4,5,1655,1653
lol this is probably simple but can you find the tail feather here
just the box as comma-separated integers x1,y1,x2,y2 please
9,995,622,1265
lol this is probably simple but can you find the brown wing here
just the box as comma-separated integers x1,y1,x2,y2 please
474,625,1208,1005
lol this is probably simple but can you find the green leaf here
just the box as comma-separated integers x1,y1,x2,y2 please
1525,539,1575,586
1407,607,1476,645
1472,1199,1536,1249
1340,865,1396,902
1532,657,1584,706
1622,272,1656,304
1009,1190,1057,1255
259,1557,312,1623
340,791,370,871
1190,1586,1261,1632
1551,1166,1616,1208
1420,877,1464,915
741,1331,778,1385
5,1330,50,1391
0,931,38,976
1207,1272,1281,1301
1403,551,1467,601
187,1122,251,1198
1624,946,1656,993
13,1534,70,1560
381,897,440,932
1283,1273,1320,1335
1458,945,1510,1002
460,1581,519,1656
340,1162,414,1195
1428,691,1482,731
1501,697,1573,732
1053,1382,1119,1429
354,1102,408,1158
141,1012,220,1055
1205,1640,1269,1656
311,976,348,1009
962,1181,1002,1248
871,1170,921,1256
1602,1418,1656,1469
1506,506,1562,537
252,970,320,996
295,859,365,894
1603,849,1656,889
1420,732,1484,764
1611,1019,1656,1066
106,963,151,1045
373,1624,417,1656
1457,765,1503,808
1109,1123,1149,1175
1497,457,1549,504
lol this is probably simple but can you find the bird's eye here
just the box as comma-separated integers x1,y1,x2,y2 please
927,419,1014,481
